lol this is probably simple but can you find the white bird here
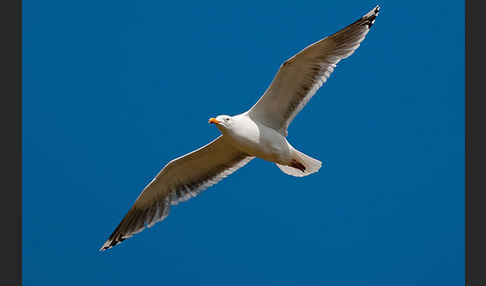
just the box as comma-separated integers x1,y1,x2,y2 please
100,5,380,251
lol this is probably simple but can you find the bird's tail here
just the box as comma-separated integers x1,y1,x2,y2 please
276,148,322,177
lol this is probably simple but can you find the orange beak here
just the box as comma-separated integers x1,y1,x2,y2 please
208,118,220,124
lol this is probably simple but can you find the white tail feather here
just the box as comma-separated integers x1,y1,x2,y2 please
276,149,322,177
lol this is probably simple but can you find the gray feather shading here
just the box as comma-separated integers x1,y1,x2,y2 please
248,6,380,136
100,136,253,251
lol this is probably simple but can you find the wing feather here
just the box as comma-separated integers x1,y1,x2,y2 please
247,6,380,136
100,136,253,251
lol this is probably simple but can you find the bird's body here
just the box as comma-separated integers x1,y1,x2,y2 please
100,5,380,251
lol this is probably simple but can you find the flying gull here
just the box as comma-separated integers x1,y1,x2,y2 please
100,5,380,251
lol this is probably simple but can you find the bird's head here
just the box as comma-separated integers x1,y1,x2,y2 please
208,115,234,132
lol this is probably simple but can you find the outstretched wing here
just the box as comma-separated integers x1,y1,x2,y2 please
247,6,380,136
100,136,253,251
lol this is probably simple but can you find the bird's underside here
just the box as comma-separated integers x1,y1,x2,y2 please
100,5,380,251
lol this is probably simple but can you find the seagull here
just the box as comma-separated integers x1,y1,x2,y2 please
100,5,380,251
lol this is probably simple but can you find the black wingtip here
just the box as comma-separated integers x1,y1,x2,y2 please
99,232,128,252
99,241,113,252
362,5,380,28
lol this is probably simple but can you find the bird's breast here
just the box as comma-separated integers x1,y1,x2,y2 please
226,118,290,163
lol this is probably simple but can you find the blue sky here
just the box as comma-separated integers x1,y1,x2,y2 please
23,1,464,285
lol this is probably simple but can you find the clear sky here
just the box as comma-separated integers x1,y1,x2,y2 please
23,1,464,285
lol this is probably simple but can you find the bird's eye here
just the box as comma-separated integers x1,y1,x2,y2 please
225,118,229,121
